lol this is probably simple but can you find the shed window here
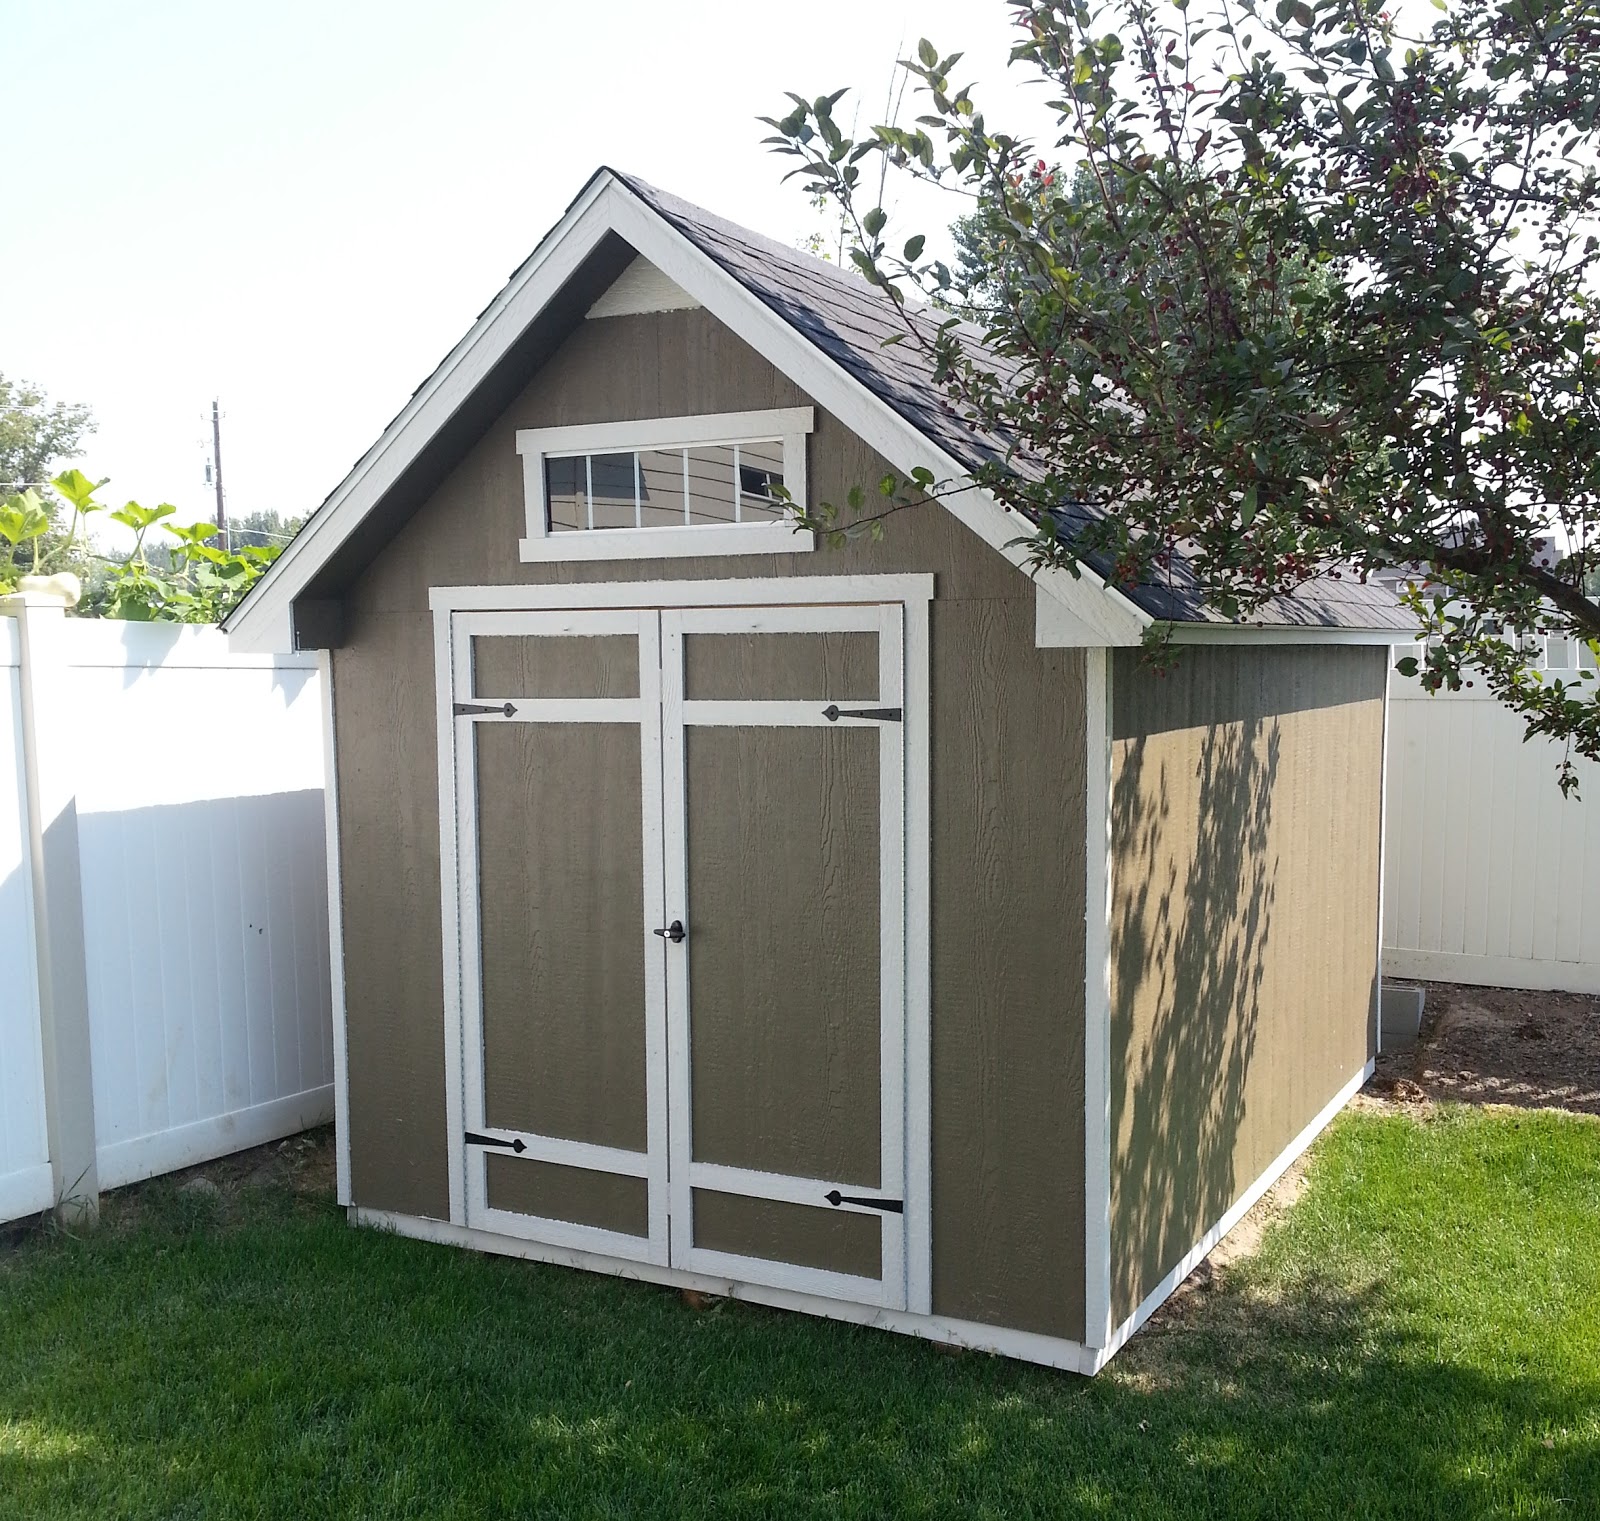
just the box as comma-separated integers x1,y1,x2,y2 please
516,408,815,562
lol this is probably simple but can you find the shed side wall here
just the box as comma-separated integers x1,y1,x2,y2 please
332,306,1090,1340
1108,644,1384,1325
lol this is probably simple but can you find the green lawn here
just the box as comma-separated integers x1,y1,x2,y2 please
2,1106,1597,1519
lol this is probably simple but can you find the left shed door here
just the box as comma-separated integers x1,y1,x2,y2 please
450,608,669,1265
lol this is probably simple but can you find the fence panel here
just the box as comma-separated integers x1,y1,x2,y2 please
60,621,333,1190
1383,657,1600,994
0,618,52,1222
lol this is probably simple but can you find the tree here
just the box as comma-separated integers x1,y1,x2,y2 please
0,373,94,494
764,0,1600,791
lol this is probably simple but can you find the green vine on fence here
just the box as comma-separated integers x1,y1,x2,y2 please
0,470,280,622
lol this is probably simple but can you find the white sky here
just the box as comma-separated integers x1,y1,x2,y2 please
4,1,1058,541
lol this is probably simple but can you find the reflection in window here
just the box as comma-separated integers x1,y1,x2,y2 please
545,443,786,532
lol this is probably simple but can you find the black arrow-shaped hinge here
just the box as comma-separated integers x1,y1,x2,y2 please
824,1189,903,1213
821,705,903,723
454,701,518,718
464,1131,526,1153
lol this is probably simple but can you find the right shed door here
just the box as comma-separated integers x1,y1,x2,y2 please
659,605,907,1309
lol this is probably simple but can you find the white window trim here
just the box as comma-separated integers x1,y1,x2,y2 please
515,407,816,562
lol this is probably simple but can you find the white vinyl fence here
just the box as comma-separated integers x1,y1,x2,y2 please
1,595,331,1225
1383,638,1600,995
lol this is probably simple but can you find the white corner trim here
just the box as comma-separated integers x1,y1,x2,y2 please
1090,1058,1374,1371
1375,669,1391,1056
350,1206,1100,1374
586,254,702,319
1082,649,1114,1349
320,651,351,1207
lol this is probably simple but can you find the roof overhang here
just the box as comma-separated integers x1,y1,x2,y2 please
224,170,1153,654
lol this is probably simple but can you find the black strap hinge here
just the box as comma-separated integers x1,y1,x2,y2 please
824,1189,903,1213
822,705,903,723
455,701,517,718
464,1131,526,1153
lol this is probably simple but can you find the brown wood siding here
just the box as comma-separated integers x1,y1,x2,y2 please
333,305,1089,1339
691,1190,881,1279
476,721,647,1151
1107,645,1385,1325
685,724,882,1186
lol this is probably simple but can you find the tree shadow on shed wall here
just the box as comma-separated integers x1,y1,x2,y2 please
1109,715,1282,1318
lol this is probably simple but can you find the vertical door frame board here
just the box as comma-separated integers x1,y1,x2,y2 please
429,574,933,1308
1083,647,1114,1349
319,649,352,1207
432,605,467,1225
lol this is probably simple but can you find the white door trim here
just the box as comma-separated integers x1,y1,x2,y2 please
433,573,934,1315
442,605,670,1266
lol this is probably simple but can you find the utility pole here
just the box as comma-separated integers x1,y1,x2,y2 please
210,399,227,549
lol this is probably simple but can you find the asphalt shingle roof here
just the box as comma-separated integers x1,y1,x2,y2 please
618,171,1412,632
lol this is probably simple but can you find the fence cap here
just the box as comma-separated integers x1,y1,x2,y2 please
9,573,82,609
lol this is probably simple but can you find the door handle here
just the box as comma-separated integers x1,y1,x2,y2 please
653,920,686,944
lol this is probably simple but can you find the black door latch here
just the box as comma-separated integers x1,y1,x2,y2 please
653,920,686,943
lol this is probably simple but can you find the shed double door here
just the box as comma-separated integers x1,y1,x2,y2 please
450,602,907,1309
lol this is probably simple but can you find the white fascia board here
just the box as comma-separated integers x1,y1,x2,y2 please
224,173,621,654
1167,621,1407,646
228,168,1148,652
600,185,1150,648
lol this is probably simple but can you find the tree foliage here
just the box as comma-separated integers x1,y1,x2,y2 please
0,372,94,495
764,0,1600,790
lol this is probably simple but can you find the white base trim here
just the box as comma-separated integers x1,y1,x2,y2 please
96,1086,336,1192
350,1206,1098,1375
1094,1059,1374,1366
0,1162,54,1226
1383,947,1600,997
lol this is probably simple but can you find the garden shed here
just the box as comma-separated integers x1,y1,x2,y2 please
225,168,1412,1373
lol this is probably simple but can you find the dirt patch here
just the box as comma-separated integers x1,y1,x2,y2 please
1373,981,1600,1116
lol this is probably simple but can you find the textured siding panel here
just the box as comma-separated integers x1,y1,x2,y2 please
333,306,1090,1339
1108,645,1384,1323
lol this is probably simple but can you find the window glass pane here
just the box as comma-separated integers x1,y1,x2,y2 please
686,446,737,524
588,452,637,529
546,455,585,532
638,449,688,528
737,440,786,521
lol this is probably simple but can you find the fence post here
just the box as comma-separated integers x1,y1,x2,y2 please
2,589,98,1226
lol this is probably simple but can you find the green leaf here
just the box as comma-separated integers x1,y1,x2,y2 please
917,37,938,69
863,206,887,238
902,234,925,262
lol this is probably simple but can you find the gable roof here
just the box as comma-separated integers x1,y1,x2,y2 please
224,167,1410,652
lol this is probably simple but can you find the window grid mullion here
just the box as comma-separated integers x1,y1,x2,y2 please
585,455,594,531
733,445,741,525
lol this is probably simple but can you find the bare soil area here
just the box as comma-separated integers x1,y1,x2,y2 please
1367,980,1600,1116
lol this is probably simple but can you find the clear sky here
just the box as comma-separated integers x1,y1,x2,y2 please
3,1,1055,539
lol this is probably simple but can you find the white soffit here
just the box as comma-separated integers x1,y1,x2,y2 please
586,255,702,319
